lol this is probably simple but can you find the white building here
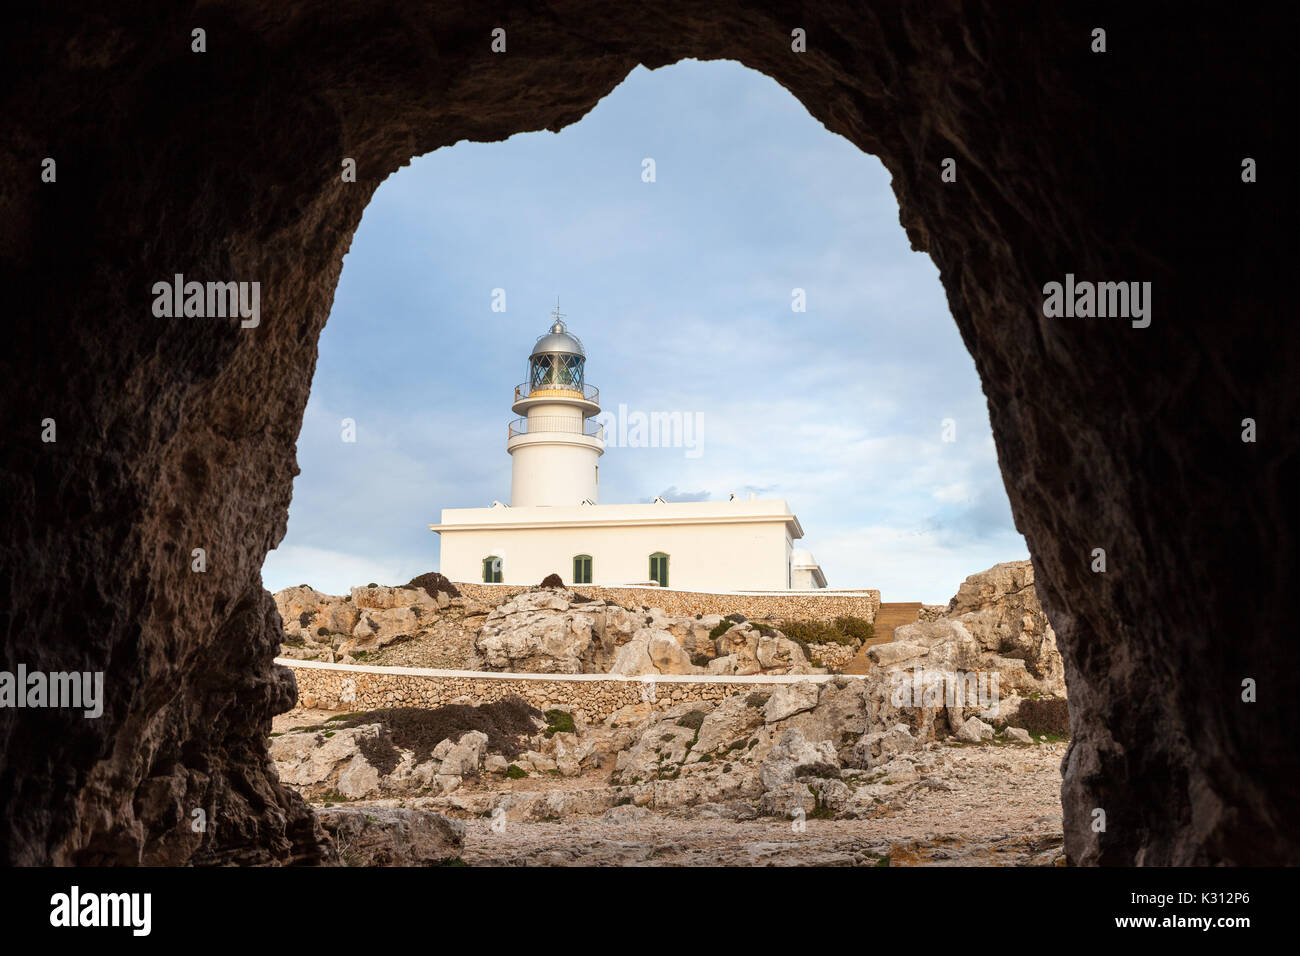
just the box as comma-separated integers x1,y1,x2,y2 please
431,314,826,590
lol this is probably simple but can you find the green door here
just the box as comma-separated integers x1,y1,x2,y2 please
649,552,669,588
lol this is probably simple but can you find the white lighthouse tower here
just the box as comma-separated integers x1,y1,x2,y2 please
506,308,604,506
432,305,827,589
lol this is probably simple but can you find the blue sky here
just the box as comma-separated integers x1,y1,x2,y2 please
261,59,1028,603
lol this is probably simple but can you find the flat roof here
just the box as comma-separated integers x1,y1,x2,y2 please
430,498,805,538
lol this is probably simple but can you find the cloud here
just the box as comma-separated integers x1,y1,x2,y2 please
645,486,712,502
264,59,1027,599
261,545,427,597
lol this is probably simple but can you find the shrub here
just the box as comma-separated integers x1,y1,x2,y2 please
778,616,874,647
358,730,400,775
325,698,543,761
298,611,313,627
504,764,528,779
316,626,329,637
745,692,770,709
539,573,565,588
794,761,841,779
1014,697,1070,737
403,571,461,600
833,616,875,643
676,709,707,731
543,709,576,737
708,620,735,640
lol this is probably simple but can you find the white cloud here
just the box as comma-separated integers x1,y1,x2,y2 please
262,545,427,597
932,482,970,503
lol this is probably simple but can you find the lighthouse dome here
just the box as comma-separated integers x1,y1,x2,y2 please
530,320,585,358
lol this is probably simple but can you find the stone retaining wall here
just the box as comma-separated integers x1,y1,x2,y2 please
805,642,860,670
284,659,860,724
452,582,881,623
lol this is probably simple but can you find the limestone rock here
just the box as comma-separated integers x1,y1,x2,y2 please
319,808,464,866
957,717,995,743
689,693,765,758
438,731,488,776
763,682,821,723
758,728,839,792
851,724,921,769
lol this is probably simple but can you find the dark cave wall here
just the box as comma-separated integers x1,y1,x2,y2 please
1,2,1293,864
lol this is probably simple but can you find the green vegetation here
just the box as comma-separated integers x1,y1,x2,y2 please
779,616,875,647
745,692,770,709
708,619,735,640
676,709,707,731
504,764,528,779
543,709,576,737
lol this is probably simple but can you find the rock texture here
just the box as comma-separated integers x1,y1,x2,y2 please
273,672,1055,836
455,582,881,623
473,587,822,676
318,808,464,866
942,562,1064,691
1,3,1291,865
275,584,489,667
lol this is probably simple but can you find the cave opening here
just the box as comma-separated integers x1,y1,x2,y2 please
3,4,1290,868
262,59,1026,606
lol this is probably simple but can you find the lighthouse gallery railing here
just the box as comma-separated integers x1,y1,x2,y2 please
508,417,605,440
513,381,600,404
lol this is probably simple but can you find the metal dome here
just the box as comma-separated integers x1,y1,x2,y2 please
530,319,585,358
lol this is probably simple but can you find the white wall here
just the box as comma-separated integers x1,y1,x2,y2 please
434,501,799,590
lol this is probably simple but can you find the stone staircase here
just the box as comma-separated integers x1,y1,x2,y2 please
841,602,924,675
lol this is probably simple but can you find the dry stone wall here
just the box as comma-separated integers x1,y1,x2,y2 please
804,643,860,670
285,659,845,725
454,582,880,623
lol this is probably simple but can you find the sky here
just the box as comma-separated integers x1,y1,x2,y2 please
260,59,1028,604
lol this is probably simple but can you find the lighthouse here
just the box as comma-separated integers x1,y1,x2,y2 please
432,305,827,590
506,310,604,506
